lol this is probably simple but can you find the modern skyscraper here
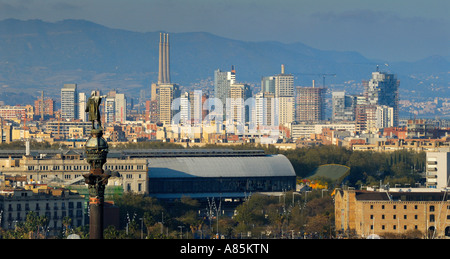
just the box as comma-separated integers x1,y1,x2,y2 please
261,76,275,94
61,84,78,120
364,71,399,126
332,91,356,122
271,65,295,126
295,81,326,123
214,66,236,111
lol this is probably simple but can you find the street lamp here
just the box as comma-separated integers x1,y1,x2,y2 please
178,226,185,239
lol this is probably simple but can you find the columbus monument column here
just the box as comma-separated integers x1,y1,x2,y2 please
83,91,109,239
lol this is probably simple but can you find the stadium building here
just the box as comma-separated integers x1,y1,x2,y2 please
146,153,297,200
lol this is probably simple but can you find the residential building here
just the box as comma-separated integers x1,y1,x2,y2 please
214,66,236,115
376,105,395,129
364,71,399,126
159,83,180,125
0,181,85,233
332,91,355,122
60,84,78,120
0,106,26,121
296,83,326,123
227,83,251,125
274,64,294,98
426,151,450,189
0,150,148,194
78,92,87,122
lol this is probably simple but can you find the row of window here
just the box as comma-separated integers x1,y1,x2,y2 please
3,201,83,211
370,204,448,211
371,224,419,231
27,164,145,171
370,214,450,221
5,209,83,221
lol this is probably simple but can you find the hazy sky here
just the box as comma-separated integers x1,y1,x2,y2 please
0,0,448,62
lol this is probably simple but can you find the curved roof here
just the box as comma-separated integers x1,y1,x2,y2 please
148,154,296,178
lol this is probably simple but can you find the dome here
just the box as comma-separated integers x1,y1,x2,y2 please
85,136,108,150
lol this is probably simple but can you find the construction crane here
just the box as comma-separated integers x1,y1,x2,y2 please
294,73,336,87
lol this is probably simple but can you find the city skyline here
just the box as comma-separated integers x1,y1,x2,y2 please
0,0,448,62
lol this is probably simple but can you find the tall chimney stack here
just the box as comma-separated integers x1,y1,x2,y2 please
165,33,170,83
158,33,164,84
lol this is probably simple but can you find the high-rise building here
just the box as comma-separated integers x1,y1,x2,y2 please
278,97,295,125
263,65,295,126
364,71,399,126
61,84,78,120
332,91,356,122
103,91,127,124
179,92,191,125
375,105,394,129
159,84,180,125
104,94,116,124
274,65,294,98
214,66,236,112
115,93,126,124
253,92,276,127
295,82,326,123
191,90,206,125
227,83,251,124
261,76,275,94
78,92,87,122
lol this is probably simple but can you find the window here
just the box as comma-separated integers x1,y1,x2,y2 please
430,206,435,212
430,215,435,222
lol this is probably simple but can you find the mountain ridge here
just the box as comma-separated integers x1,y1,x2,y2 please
0,18,448,109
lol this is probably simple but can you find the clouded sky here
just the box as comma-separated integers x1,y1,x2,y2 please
0,0,448,61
